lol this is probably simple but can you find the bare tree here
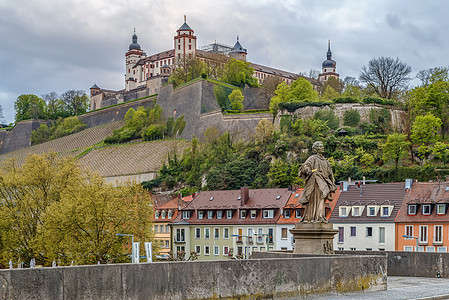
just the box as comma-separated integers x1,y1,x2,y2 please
359,57,411,99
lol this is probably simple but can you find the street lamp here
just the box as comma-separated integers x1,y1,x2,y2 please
116,233,135,262
402,234,419,252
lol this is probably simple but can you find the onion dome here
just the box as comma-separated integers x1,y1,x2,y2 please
322,40,336,68
129,28,141,50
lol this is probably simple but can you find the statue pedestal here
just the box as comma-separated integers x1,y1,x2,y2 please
290,222,339,255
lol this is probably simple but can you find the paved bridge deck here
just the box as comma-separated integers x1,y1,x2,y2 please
306,276,449,300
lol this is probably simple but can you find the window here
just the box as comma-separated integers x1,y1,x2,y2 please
176,246,185,253
427,246,435,252
155,211,160,219
226,210,232,219
168,211,173,218
434,225,443,243
250,210,257,218
366,248,372,251
189,45,192,50
350,227,356,237
284,209,291,218
216,210,223,219
165,225,169,232
161,211,166,219
381,206,390,217
198,211,204,219
195,245,201,254
259,247,265,251
295,209,302,218
438,247,447,252
379,227,385,244
237,228,243,243
182,211,190,219
176,228,185,242
165,240,170,248
207,211,213,219
352,207,360,216
248,228,254,243
350,247,356,251
257,228,263,243
204,228,210,239
367,206,376,216
422,205,431,215
195,228,201,239
214,245,219,255
405,225,413,238
338,227,344,243
223,246,229,255
338,247,344,251
339,207,347,217
408,204,417,215
403,246,413,251
366,227,373,237
204,245,210,255
223,227,229,239
240,210,247,219
281,228,288,239
437,204,446,215
214,227,220,239
263,210,274,219
268,228,274,244
419,225,428,243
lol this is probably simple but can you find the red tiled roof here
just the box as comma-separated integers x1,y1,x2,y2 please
395,181,449,223
171,188,291,225
329,183,406,223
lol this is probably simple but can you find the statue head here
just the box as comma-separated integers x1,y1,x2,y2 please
312,141,324,154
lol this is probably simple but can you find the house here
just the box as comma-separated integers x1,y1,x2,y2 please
395,180,449,252
329,181,406,251
153,194,192,255
170,187,291,260
276,187,340,251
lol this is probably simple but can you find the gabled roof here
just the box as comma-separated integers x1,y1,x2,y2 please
395,181,449,223
329,182,406,223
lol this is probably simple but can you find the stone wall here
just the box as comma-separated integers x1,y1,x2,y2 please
0,255,386,299
337,250,449,278
0,119,49,155
275,103,407,132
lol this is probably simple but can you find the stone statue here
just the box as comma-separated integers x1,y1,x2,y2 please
298,141,336,223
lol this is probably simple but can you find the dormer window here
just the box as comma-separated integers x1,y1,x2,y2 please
263,209,274,219
161,211,166,219
422,204,431,215
380,205,393,217
408,204,417,215
339,206,351,217
155,211,160,219
226,210,232,219
437,204,446,215
240,210,247,219
168,210,173,218
198,211,204,219
207,211,213,219
295,209,302,218
250,210,257,218
367,206,377,216
284,209,291,218
182,211,191,219
216,210,223,219
352,207,360,216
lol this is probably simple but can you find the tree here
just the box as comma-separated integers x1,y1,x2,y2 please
321,76,343,95
416,67,449,86
255,119,274,146
260,75,283,107
411,113,442,161
288,77,318,102
269,81,290,116
0,153,153,266
359,57,412,99
14,94,46,122
382,133,410,169
343,109,361,127
228,89,244,110
43,92,67,119
170,56,206,86
321,85,339,101
221,58,258,87
61,90,89,116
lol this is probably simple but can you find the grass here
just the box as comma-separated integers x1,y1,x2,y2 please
85,94,158,114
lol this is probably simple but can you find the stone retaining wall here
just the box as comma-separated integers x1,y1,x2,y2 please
0,255,386,299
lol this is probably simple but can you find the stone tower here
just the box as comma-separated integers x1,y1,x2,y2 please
229,36,247,61
174,15,197,61
318,40,339,83
125,29,145,91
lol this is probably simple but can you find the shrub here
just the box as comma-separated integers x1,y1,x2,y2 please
142,124,165,141
343,109,361,127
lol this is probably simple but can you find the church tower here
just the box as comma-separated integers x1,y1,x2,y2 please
229,36,247,61
174,15,197,61
318,40,339,83
125,29,144,91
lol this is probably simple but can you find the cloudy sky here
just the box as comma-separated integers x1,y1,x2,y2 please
0,0,447,123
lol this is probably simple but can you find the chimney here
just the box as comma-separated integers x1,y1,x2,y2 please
240,187,249,206
363,176,366,185
177,193,182,210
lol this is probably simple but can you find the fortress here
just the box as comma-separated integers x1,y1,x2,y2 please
89,16,339,110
